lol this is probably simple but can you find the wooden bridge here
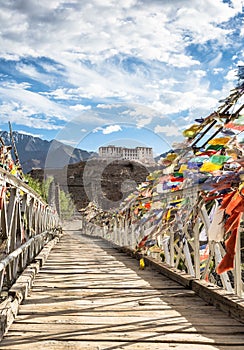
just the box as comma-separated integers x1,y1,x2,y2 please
0,224,244,350
0,157,244,349
0,165,244,349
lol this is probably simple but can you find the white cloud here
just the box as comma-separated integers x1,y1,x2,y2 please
167,54,200,68
102,125,122,134
209,53,223,68
230,0,243,12
44,88,72,100
69,104,91,111
0,82,67,117
92,127,103,133
116,104,160,128
39,61,64,74
172,2,239,45
96,103,122,109
213,68,224,75
0,0,242,137
88,124,123,135
136,117,153,128
0,1,240,65
225,68,238,81
16,63,53,85
122,104,160,118
154,125,182,137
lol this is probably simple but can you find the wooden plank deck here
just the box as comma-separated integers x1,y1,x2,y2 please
1,229,244,350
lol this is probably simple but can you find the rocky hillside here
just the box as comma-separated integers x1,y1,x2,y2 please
29,159,152,210
0,131,95,173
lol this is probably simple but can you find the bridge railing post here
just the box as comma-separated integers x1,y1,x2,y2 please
234,220,243,296
130,223,137,248
193,215,200,280
169,226,175,267
114,217,118,245
124,217,129,247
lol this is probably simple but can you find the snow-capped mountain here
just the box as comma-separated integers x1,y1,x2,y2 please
0,131,95,173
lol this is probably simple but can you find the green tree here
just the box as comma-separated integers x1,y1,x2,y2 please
25,175,75,220
59,190,76,220
24,174,43,197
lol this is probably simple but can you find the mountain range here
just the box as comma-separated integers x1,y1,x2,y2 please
0,131,95,173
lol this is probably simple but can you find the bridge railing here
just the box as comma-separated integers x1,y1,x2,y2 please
83,185,243,298
0,168,60,294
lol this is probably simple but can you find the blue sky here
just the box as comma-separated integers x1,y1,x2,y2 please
0,0,243,156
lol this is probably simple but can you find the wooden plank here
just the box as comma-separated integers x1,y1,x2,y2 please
13,314,243,326
3,327,244,344
0,339,230,350
5,323,244,341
